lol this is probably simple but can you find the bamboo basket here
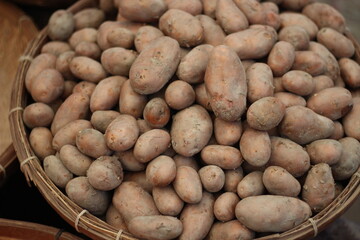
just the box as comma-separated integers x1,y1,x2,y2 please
9,0,360,239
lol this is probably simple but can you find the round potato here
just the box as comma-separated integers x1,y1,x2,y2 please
292,51,326,76
165,80,195,110
48,10,75,41
198,165,225,193
278,26,310,51
214,118,242,146
30,69,64,104
143,98,170,128
282,70,315,96
152,186,184,216
146,155,176,187
23,103,54,128
101,47,137,76
76,128,112,158
267,41,296,77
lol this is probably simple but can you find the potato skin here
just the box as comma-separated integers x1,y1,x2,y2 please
143,98,170,128
112,181,160,223
216,0,248,34
302,163,335,212
197,15,226,46
267,41,295,77
173,155,199,171
119,80,147,119
224,168,244,193
134,26,164,52
152,186,184,216
76,128,112,158
69,28,97,49
282,70,315,96
29,127,56,160
233,0,266,25
30,69,64,104
90,110,120,133
44,155,73,188
128,215,183,240
263,166,301,197
235,195,311,232
306,139,342,165
72,81,96,97
48,10,75,41
107,27,134,49
70,56,107,83
292,51,326,76
173,166,203,204
159,9,204,47
198,165,225,193
207,220,254,240
73,8,105,30
130,36,181,95
339,58,360,88
214,118,242,146
118,0,167,23
146,155,176,187
279,106,335,145
23,103,54,128
105,204,128,231
278,26,310,50
246,63,274,103
343,100,360,140
101,47,137,76
123,171,153,193
179,192,214,240
115,150,146,172
194,83,212,111
165,80,195,110
306,87,353,120
214,192,240,222
274,92,306,108
59,144,92,176
279,12,318,39
317,28,355,58
171,105,213,157
166,0,203,16
66,176,110,215
237,171,265,199
205,45,247,121
201,145,243,170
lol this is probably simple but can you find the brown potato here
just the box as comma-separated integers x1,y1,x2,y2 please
48,10,75,41
115,150,146,172
106,27,134,49
69,28,98,49
119,80,147,119
61,81,77,100
269,136,310,177
198,165,225,192
282,70,315,96
281,0,313,11
317,28,355,58
30,69,64,104
311,75,335,94
330,121,345,140
152,186,184,216
194,83,212,111
214,118,242,146
166,0,203,15
105,204,128,231
159,9,203,47
74,41,101,60
72,81,96,97
263,166,301,197
130,36,181,95
201,145,243,169
59,144,92,176
279,12,318,39
76,128,112,158
237,171,265,199
136,119,153,134
101,47,137,76
197,15,226,46
56,51,75,80
233,0,266,25
224,168,244,193
207,220,254,240
216,0,248,34
202,0,217,18
70,56,107,83
339,58,360,88
30,127,56,160
173,166,202,204
142,98,170,128
274,92,306,108
41,41,71,56
23,103,54,128
273,77,285,93
44,155,73,188
91,110,120,133
123,171,153,193
343,100,360,140
306,139,342,166
278,26,310,51
292,51,326,76
118,0,167,23
267,41,296,77
246,63,274,103
173,155,199,171
73,8,105,30
213,192,240,222
165,80,195,110
146,155,176,187
134,26,164,52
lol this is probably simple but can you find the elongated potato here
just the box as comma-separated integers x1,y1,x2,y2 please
159,9,203,47
263,166,301,197
75,41,101,59
153,186,184,216
69,28,97,48
105,114,139,151
201,145,243,169
343,100,360,140
246,63,274,103
235,195,311,232
73,8,105,30
41,41,71,57
30,127,56,160
70,56,107,83
207,220,254,240
146,155,176,187
30,69,64,104
237,171,265,199
311,75,334,94
302,163,335,212
173,166,202,204
205,45,247,121
123,171,153,193
112,181,160,223
130,36,181,94
173,155,199,171
282,70,315,96
274,92,306,108
224,168,244,193
292,51,326,76
48,10,74,41
179,192,214,240
166,0,203,15
23,103,54,128
306,139,342,165
339,58,360,88
128,215,183,240
119,80,147,119
59,144,92,176
76,128,112,158
118,0,167,23
101,47,137,76
105,27,134,49
171,105,213,157
214,118,242,146
56,51,75,80
197,15,226,46
330,121,345,140
278,26,310,51
269,136,310,177
115,150,146,172
91,110,120,133
279,12,318,39
134,26,164,52
267,41,296,77
216,0,248,34
44,155,73,188
279,106,335,144
317,28,355,58
281,0,313,11
214,192,240,222
233,0,266,25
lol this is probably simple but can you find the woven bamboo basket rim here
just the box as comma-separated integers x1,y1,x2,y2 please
9,0,360,239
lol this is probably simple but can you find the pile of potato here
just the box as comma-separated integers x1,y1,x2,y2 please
23,0,360,239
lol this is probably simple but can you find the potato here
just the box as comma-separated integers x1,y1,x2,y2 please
302,163,335,212
343,100,360,140
279,12,318,39
311,75,334,94
76,128,112,158
202,0,217,18
292,51,326,76
302,2,346,33
73,8,105,30
44,155,73,188
119,80,147,119
105,204,128,231
25,53,57,92
224,168,244,193
153,186,184,216
52,120,92,151
72,81,96,97
247,97,285,131
97,21,125,50
159,9,203,47
171,105,213,157
105,115,139,152
23,103,54,128
123,171,153,193
87,156,123,191
240,127,271,167
164,80,195,110
130,36,181,94
133,129,171,163
237,171,265,199
51,93,90,134
282,70,315,96
332,137,360,180
278,26,310,51
146,155,176,187
214,118,242,146
166,0,202,15
70,56,107,83
207,220,254,240
137,119,153,134
101,47,137,76
90,76,125,112
74,41,101,60
179,192,214,240
143,98,170,128
216,0,248,34
267,41,295,77
339,58,360,88
273,77,285,93
235,195,311,232
30,69,64,104
59,144,92,176
41,41,71,56
317,28,355,58
263,166,301,197
269,136,310,177
198,165,225,192
224,27,277,60
69,28,98,48
106,27,134,49
197,15,226,46
173,166,202,204
213,192,240,222
115,150,146,172
47,10,74,41
330,121,345,140
112,181,159,223
173,155,199,171
263,4,281,30
194,83,212,111
246,63,274,103
134,26,164,52
306,87,353,120
66,176,110,215
56,51,75,80
29,127,56,160
274,92,306,108
201,145,243,169
118,0,167,23
279,106,335,145
205,45,247,121
233,0,266,25
61,81,77,100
